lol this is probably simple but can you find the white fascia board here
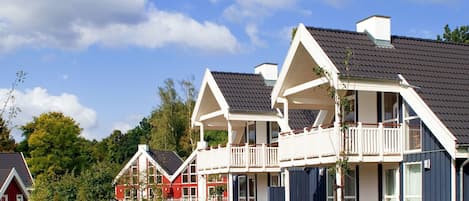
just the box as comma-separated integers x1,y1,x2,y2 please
271,24,303,107
199,110,224,122
142,151,173,179
227,113,281,122
169,150,197,182
337,79,401,92
0,168,29,198
399,75,457,159
191,69,230,127
20,152,34,186
283,77,329,97
272,23,340,107
113,150,144,184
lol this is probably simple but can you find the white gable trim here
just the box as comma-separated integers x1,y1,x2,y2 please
191,69,230,127
169,150,197,182
113,149,173,184
399,75,457,158
0,168,29,199
272,23,340,107
20,152,34,189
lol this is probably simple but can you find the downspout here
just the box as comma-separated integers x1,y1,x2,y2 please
460,158,469,201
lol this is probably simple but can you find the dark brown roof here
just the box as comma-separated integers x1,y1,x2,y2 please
307,26,469,144
0,153,33,187
288,110,318,130
0,169,10,188
148,150,183,175
212,72,276,113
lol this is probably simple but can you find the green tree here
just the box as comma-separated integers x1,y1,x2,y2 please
437,24,469,43
149,79,190,157
23,112,86,177
0,118,15,152
77,161,120,201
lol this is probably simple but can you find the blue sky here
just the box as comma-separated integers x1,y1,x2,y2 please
0,0,467,141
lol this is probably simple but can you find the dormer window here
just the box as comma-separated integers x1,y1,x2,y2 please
404,102,421,151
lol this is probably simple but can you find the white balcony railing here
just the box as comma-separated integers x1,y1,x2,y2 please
279,122,403,166
197,144,279,173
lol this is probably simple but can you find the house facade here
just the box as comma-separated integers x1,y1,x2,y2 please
114,144,228,201
0,153,34,201
271,15,469,201
191,64,316,201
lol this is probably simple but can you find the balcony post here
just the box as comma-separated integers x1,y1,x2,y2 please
379,123,384,159
358,122,363,161
262,143,266,169
245,143,250,169
334,122,341,158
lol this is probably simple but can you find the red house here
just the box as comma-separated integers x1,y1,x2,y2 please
0,153,34,201
114,144,227,201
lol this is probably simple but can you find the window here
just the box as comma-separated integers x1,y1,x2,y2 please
404,102,421,151
327,168,356,201
182,187,197,199
148,164,155,184
16,195,23,201
131,165,138,184
270,174,280,187
125,189,131,199
404,163,422,201
344,91,356,123
270,122,280,142
2,195,8,201
247,123,256,144
382,93,399,126
183,161,197,183
156,170,162,184
383,168,399,201
149,188,154,199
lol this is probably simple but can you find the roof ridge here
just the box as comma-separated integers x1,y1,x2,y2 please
211,71,259,76
306,26,367,36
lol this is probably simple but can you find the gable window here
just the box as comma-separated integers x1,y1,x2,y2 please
148,164,155,184
382,92,399,126
327,168,356,201
383,167,399,201
156,170,162,184
404,163,422,201
131,165,138,184
183,187,197,199
183,161,197,183
16,194,23,201
270,122,280,143
404,102,421,151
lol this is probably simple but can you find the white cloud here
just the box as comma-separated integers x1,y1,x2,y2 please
321,0,350,8
245,24,265,47
223,0,297,23
112,114,144,133
0,87,98,140
0,0,239,53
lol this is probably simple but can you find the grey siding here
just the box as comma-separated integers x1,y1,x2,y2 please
401,124,452,201
288,167,326,201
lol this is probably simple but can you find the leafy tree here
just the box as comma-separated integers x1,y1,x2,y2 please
204,130,228,147
77,161,120,201
149,79,193,157
31,173,79,201
437,24,469,43
0,118,15,152
23,112,86,177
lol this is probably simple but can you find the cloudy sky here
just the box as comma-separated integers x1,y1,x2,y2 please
0,0,467,141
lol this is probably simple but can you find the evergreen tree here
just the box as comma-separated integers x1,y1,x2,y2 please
437,24,469,43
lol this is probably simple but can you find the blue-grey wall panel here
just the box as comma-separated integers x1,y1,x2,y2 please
268,187,285,201
288,167,326,201
402,124,451,201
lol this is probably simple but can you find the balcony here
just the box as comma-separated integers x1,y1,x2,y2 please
279,122,403,167
197,144,280,174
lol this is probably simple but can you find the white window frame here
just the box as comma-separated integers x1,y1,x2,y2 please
382,166,399,201
247,122,256,144
183,161,197,184
270,174,280,187
403,162,422,201
15,194,23,201
2,195,8,201
403,102,422,153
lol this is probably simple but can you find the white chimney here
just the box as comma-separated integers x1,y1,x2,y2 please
356,15,391,42
138,144,149,151
255,63,278,81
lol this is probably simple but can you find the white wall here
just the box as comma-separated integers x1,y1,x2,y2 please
357,91,377,124
359,164,378,201
256,173,269,201
256,121,268,144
